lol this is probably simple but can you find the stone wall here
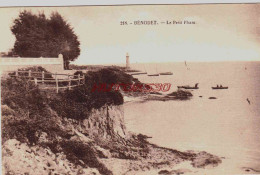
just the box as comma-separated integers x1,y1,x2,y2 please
0,54,64,73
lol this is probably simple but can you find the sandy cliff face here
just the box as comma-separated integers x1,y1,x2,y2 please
78,105,127,139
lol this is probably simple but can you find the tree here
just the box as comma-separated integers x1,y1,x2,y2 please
11,10,80,69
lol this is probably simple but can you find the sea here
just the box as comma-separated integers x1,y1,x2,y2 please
123,61,260,174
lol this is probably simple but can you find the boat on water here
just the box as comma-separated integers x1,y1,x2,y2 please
212,86,228,89
159,72,173,75
177,83,199,89
178,86,199,89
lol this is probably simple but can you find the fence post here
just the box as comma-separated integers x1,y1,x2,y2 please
29,70,31,78
42,71,45,84
34,78,38,85
78,74,80,85
83,74,85,84
68,76,71,90
56,76,59,93
15,71,18,77
54,72,57,80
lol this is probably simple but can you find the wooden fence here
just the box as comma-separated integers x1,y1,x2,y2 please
8,70,85,93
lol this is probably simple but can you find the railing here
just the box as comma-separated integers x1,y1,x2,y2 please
8,70,85,93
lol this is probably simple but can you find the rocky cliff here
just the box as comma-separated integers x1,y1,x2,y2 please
2,102,222,175
2,104,127,174
1,70,222,175
74,105,127,140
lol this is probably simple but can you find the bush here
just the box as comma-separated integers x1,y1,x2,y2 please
48,89,91,120
1,77,63,145
1,112,62,145
1,77,46,114
60,140,112,175
49,68,128,120
73,70,83,76
49,85,123,120
85,67,133,86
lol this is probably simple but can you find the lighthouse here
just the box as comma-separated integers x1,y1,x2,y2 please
126,53,130,70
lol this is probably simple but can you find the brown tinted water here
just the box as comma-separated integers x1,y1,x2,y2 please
124,61,260,173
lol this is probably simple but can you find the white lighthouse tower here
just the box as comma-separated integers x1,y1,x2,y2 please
126,53,130,70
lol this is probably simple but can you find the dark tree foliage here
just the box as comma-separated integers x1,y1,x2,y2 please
11,10,80,69
49,68,129,120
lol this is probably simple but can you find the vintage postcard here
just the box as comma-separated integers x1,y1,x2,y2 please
0,3,260,175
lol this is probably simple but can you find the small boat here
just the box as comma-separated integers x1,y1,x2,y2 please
177,86,199,89
148,73,159,76
159,72,173,75
177,83,199,89
212,86,228,89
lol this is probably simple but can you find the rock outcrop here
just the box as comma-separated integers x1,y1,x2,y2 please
74,105,127,140
2,139,100,175
2,102,222,175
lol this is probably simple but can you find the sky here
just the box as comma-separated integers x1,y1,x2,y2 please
0,4,260,64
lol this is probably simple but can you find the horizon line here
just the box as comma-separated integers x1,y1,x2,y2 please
72,59,260,66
